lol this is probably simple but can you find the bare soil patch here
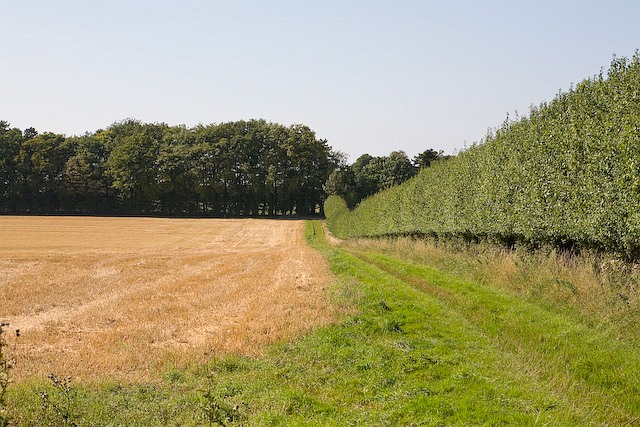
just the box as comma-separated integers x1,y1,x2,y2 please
0,217,335,382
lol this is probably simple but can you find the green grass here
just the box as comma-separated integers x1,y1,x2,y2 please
347,249,640,424
5,220,640,425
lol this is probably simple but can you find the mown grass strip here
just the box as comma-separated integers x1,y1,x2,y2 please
349,248,640,425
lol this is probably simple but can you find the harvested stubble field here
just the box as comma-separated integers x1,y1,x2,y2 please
0,217,335,382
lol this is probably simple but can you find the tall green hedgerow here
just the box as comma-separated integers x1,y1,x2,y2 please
325,52,640,259
323,195,350,236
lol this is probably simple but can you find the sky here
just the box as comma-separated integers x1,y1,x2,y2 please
1,1,639,162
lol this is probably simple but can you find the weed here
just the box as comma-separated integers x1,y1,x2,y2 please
0,323,18,427
198,374,245,426
376,300,392,312
37,374,77,427
383,319,404,333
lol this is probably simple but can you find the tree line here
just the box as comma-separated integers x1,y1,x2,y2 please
0,116,445,217
324,148,446,207
0,119,334,216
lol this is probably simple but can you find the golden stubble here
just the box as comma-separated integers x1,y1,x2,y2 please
0,217,336,383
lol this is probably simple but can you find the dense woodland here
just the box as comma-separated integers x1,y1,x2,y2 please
0,118,439,216
326,53,640,259
0,119,336,216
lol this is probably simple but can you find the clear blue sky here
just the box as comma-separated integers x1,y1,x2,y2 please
1,1,638,161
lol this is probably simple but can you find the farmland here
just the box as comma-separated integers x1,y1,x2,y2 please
0,217,335,382
1,221,639,424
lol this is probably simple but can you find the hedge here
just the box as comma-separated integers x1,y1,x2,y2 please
325,52,640,259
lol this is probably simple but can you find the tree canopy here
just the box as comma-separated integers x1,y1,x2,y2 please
0,119,334,216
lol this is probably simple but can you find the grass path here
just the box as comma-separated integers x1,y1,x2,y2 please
347,249,640,425
6,220,640,425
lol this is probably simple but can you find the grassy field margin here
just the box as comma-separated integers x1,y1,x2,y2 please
5,220,638,425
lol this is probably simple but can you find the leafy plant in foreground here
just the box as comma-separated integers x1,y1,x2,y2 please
0,323,19,427
198,374,245,426
37,374,77,427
